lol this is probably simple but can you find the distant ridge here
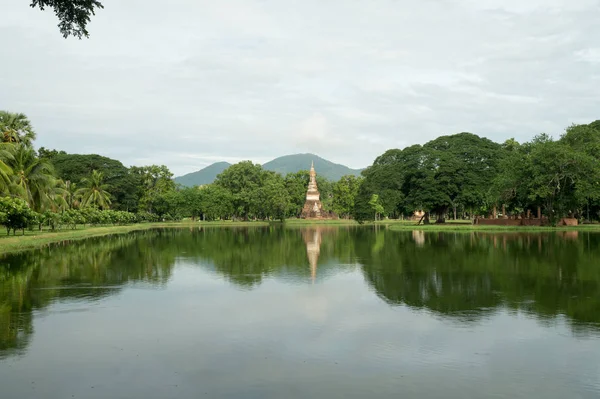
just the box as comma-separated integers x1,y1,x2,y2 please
174,153,363,187
174,161,231,187
262,153,362,181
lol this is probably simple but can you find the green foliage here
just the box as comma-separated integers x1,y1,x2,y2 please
3,109,600,225
333,175,362,218
356,128,600,223
47,152,138,211
29,0,104,39
130,165,175,213
4,144,60,212
0,111,36,146
316,176,333,212
76,170,112,210
0,197,37,235
215,161,267,220
492,126,600,223
368,194,385,221
199,184,234,221
284,170,310,217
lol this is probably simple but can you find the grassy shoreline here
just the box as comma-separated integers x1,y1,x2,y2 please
1,219,600,255
0,221,269,255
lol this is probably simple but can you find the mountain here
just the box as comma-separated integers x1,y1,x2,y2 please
174,161,231,187
174,154,363,187
262,154,362,181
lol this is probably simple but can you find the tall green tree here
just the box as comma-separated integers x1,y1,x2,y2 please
0,111,36,146
369,194,385,221
5,144,57,212
284,170,310,217
214,161,265,220
254,172,290,221
0,144,13,194
333,175,362,219
130,165,175,213
63,180,79,209
356,133,503,222
199,184,234,221
421,133,503,221
76,170,112,210
48,152,139,211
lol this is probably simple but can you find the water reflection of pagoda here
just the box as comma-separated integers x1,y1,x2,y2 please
302,228,322,282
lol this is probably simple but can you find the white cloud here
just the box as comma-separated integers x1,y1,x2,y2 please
575,48,600,64
1,0,599,175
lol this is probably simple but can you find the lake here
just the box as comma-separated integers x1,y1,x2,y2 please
1,226,599,398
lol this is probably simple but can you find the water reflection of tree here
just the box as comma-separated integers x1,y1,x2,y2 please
2,227,600,358
0,231,176,359
357,230,600,333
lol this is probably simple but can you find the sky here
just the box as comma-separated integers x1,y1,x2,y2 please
1,0,600,176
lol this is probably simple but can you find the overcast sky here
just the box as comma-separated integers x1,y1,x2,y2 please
2,0,599,176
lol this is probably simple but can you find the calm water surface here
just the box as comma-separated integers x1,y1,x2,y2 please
1,227,600,398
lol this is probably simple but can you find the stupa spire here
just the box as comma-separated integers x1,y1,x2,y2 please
301,162,323,219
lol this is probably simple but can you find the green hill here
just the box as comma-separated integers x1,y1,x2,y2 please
262,154,362,181
174,161,231,187
174,154,363,187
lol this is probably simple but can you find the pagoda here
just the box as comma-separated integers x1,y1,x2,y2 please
300,162,324,219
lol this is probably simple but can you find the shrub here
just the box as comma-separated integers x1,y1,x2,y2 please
0,197,38,235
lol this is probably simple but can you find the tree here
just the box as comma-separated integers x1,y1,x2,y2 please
177,187,204,220
48,152,139,211
255,172,290,221
316,176,334,213
0,144,13,194
76,170,112,209
0,196,37,235
0,111,36,146
5,144,58,212
29,0,104,39
63,180,79,209
492,132,600,224
199,184,234,221
38,147,66,160
284,170,310,217
526,136,598,223
369,194,385,221
356,134,503,223
422,133,503,221
560,122,600,221
214,161,265,220
333,175,362,219
130,165,175,213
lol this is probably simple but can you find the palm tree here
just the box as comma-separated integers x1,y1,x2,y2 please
0,143,14,194
64,180,80,209
48,179,69,212
5,144,57,211
0,111,36,146
76,170,112,209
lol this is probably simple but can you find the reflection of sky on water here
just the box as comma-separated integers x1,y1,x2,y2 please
2,263,599,399
2,228,600,398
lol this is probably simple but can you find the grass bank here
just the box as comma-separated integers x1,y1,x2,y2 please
385,221,600,232
0,221,269,255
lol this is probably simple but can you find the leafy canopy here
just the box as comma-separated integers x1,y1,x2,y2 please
30,0,104,38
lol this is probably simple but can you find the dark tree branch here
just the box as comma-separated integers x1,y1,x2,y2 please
30,0,104,39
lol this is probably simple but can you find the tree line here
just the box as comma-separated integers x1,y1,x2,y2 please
0,111,363,233
3,110,599,230
354,120,600,225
